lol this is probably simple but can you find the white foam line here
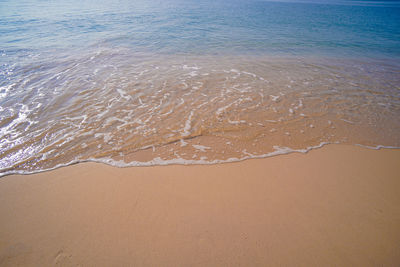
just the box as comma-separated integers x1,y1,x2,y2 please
228,119,246,125
3,142,399,178
192,144,210,152
181,111,194,137
197,101,208,109
160,108,174,117
216,100,239,116
183,65,200,70
242,71,257,78
0,142,332,178
355,144,400,150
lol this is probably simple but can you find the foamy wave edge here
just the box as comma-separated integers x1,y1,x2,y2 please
1,142,399,178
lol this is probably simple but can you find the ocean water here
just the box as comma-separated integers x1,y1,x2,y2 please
1,0,399,175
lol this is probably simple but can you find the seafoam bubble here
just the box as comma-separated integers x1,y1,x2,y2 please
1,52,399,176
192,144,210,152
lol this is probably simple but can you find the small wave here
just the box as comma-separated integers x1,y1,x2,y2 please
1,52,399,176
2,142,400,178
0,142,331,178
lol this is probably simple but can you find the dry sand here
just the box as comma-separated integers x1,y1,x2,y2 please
0,144,399,266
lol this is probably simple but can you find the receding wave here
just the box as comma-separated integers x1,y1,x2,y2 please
1,48,400,176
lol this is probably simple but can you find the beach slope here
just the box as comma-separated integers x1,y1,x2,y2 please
0,145,399,266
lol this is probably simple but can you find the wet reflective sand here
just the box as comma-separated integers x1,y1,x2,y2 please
1,49,399,175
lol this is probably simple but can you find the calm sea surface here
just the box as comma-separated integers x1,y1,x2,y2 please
1,0,400,175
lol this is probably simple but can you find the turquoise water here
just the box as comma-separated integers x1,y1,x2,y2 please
1,0,400,175
1,0,400,56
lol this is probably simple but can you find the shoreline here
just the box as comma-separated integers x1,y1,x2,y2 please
1,144,400,266
2,142,399,178
2,52,399,175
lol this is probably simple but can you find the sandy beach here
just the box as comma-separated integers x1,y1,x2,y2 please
0,144,399,266
1,0,399,266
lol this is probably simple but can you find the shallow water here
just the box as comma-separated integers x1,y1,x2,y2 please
1,0,400,175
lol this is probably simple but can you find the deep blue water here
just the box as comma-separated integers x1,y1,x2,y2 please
1,0,399,57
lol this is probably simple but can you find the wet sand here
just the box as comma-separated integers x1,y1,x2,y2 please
4,54,400,175
0,144,399,266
